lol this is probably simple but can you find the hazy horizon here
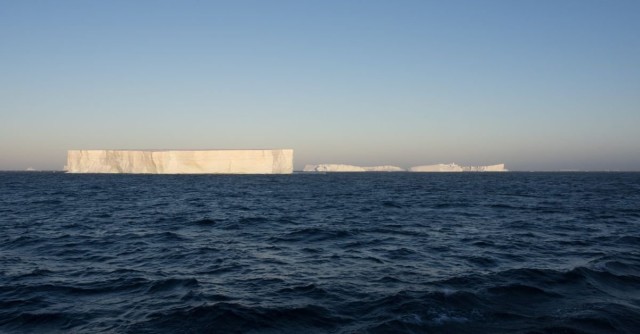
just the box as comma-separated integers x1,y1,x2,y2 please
1,1,639,172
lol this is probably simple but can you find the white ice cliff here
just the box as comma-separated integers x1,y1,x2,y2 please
65,149,294,174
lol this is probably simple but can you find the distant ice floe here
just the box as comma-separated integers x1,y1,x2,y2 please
303,163,506,172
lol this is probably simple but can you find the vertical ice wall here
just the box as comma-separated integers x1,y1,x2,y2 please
65,149,294,174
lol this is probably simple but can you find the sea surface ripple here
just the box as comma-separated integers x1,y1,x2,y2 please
1,172,640,333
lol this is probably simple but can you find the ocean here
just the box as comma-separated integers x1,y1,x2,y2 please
1,172,639,333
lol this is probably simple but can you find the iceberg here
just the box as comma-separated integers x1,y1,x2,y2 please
65,149,293,174
362,165,406,172
303,164,366,172
302,164,405,172
409,163,507,172
461,164,507,172
408,163,463,172
303,163,506,172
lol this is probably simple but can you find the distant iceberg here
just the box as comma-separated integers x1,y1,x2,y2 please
303,164,364,172
303,163,507,172
362,165,405,172
408,163,463,172
65,149,293,174
409,163,507,172
303,164,405,172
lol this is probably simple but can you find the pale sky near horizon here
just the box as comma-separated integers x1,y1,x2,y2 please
1,1,639,171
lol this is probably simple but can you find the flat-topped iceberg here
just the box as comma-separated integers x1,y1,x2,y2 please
303,163,507,172
362,165,406,172
461,163,507,172
408,163,463,172
303,164,405,172
65,149,293,174
409,163,507,172
303,164,365,172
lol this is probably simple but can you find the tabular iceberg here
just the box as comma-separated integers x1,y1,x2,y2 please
409,163,507,172
303,164,365,172
302,164,405,172
65,149,293,174
303,163,506,172
362,165,406,172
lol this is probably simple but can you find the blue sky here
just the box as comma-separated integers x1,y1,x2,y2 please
1,0,639,171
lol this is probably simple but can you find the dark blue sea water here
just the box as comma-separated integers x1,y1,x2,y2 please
1,172,640,333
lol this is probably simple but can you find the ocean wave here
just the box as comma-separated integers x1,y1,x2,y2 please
2,172,640,333
128,303,345,333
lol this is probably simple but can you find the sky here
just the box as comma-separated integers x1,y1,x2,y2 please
1,0,639,171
